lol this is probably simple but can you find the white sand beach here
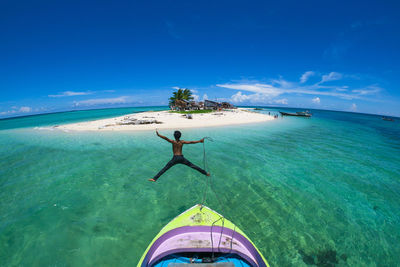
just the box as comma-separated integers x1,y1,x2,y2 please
54,108,273,132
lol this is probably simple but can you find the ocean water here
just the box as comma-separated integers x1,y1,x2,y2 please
0,107,399,266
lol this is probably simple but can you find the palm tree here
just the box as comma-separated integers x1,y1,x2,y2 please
169,88,194,106
182,88,193,101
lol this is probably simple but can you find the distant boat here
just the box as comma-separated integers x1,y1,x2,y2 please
279,111,312,117
382,117,394,121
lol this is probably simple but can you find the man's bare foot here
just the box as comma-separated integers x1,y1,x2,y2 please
206,173,210,176
148,179,156,182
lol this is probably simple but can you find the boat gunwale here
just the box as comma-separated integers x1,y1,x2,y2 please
143,225,266,267
137,204,269,267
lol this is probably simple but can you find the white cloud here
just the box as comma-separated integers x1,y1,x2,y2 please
320,72,343,83
350,103,357,111
218,71,381,104
0,106,32,116
191,92,207,102
300,71,315,83
352,85,381,95
192,94,200,101
49,91,92,97
274,98,288,105
230,91,285,104
171,87,198,94
19,106,32,112
217,83,282,98
231,92,250,103
34,107,47,112
73,96,129,107
312,97,321,104
271,78,293,88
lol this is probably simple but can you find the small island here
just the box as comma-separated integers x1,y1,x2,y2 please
54,89,273,132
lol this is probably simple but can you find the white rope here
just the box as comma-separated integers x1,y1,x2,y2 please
199,137,238,263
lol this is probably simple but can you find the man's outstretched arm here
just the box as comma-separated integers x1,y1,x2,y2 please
182,138,204,144
156,130,173,143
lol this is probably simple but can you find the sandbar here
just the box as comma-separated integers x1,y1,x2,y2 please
54,108,274,132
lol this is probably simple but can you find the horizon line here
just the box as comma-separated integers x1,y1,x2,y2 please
0,104,399,121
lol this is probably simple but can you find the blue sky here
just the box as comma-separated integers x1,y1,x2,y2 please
1,0,400,118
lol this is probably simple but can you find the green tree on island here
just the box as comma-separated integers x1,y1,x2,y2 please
169,88,194,105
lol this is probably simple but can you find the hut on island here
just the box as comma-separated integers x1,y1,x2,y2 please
171,99,235,111
173,99,187,111
204,100,219,110
221,102,234,109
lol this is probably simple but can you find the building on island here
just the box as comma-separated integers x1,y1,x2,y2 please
204,100,219,110
221,102,234,109
171,99,235,111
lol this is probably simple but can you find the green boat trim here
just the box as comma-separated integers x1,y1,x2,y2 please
138,204,270,267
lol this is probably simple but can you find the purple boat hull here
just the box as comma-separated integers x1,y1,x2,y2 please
138,204,269,267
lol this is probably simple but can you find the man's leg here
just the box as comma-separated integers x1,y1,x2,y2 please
181,157,209,176
150,158,177,182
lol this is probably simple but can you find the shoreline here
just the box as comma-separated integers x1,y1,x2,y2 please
53,108,274,132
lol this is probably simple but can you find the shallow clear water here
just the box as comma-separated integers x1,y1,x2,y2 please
0,107,399,266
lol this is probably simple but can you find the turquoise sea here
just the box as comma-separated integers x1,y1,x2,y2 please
1,107,399,266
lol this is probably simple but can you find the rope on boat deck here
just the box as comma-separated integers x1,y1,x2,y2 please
200,137,237,262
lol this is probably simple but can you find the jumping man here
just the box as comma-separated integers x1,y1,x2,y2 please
149,130,210,182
